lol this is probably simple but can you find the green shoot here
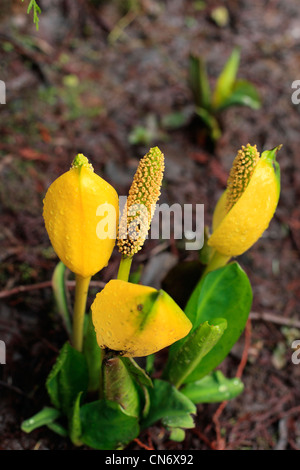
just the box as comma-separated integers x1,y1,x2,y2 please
22,0,41,31
189,48,261,142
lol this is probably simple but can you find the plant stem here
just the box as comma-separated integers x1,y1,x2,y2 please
117,256,133,282
203,250,231,276
72,275,91,352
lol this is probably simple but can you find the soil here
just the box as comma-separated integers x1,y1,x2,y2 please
0,0,299,450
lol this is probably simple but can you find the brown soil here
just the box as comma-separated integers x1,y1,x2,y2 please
0,0,299,450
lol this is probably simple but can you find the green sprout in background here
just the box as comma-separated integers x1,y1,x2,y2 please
189,47,261,142
22,0,41,30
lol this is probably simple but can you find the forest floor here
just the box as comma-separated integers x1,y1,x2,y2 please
0,0,300,450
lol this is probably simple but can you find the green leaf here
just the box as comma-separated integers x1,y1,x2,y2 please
162,413,194,429
145,354,155,376
141,379,196,430
52,262,72,337
169,263,252,383
161,111,191,130
141,385,151,419
80,400,139,450
129,264,143,284
46,421,68,437
181,370,244,403
169,427,186,442
218,79,261,111
166,319,227,388
189,54,211,109
69,392,83,446
121,357,153,389
212,47,240,109
199,226,212,265
121,359,153,420
103,357,141,418
22,0,42,31
46,342,89,416
21,407,60,433
83,312,103,392
261,146,281,196
195,106,222,141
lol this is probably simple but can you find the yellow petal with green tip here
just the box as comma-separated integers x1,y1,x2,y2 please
208,147,281,257
91,280,192,357
43,155,119,278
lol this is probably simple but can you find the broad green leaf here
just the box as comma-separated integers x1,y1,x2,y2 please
166,319,227,387
188,264,252,382
181,370,244,403
141,379,196,430
69,392,83,446
212,47,240,109
103,357,140,418
21,407,60,433
189,54,211,109
218,79,261,111
83,312,103,392
168,263,252,383
195,106,222,141
80,400,139,450
52,261,72,337
46,342,89,416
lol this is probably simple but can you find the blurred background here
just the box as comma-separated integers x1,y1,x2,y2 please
0,0,299,450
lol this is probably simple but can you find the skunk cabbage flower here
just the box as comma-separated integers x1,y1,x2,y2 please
117,147,164,257
208,144,281,257
43,154,119,278
91,280,192,357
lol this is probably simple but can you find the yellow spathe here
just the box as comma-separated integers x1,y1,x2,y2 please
91,280,192,357
43,155,119,278
208,148,280,257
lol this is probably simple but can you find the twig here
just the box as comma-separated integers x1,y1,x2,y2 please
133,437,154,450
212,401,227,450
108,10,139,44
0,281,53,299
192,428,216,450
250,311,300,329
0,280,105,300
0,380,28,397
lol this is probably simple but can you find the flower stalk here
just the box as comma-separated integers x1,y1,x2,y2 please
72,275,91,352
117,256,133,282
